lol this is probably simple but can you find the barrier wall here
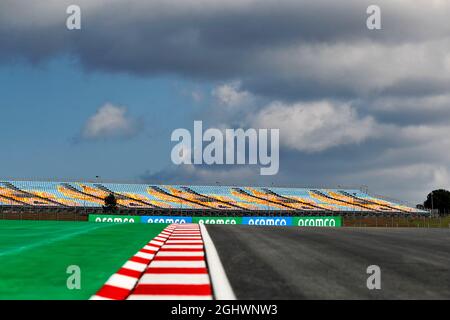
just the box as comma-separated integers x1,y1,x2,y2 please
193,217,242,224
243,216,292,226
141,216,193,224
88,214,139,223
294,216,342,227
89,214,342,227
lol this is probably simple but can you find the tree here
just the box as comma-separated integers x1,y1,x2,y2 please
103,193,117,213
423,189,450,214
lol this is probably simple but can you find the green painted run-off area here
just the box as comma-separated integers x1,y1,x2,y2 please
0,220,165,300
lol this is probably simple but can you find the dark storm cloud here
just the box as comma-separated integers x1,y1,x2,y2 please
1,0,450,100
2,0,450,202
142,131,449,203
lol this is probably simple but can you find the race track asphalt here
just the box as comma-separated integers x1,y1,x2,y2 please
206,226,450,299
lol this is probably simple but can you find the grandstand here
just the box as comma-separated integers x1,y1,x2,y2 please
0,180,426,217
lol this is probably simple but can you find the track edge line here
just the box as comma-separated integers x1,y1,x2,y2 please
200,223,236,300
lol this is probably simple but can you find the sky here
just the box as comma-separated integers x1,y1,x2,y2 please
1,0,450,205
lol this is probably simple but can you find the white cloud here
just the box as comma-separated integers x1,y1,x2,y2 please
345,163,450,204
142,163,262,186
371,94,450,113
212,82,252,108
82,103,140,140
2,1,450,100
3,0,450,204
257,39,450,97
252,101,378,152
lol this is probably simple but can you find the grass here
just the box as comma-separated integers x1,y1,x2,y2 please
343,216,450,228
0,220,166,300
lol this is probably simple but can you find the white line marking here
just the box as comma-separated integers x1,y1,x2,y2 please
0,223,114,257
127,295,212,300
172,231,201,236
166,240,203,244
150,260,206,268
122,261,148,272
170,235,201,237
200,223,236,300
169,235,202,238
139,273,210,284
157,251,204,257
163,245,204,249
175,225,198,227
135,251,155,260
90,295,113,300
106,274,138,289
150,240,164,246
143,245,159,251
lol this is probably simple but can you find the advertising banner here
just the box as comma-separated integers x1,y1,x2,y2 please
192,216,243,225
141,216,192,224
89,214,138,223
88,214,341,227
242,216,292,226
293,216,342,227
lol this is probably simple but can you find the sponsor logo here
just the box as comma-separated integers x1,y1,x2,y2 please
243,217,292,226
198,219,235,225
89,215,137,223
192,217,242,225
294,217,341,227
88,214,340,227
141,216,192,224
